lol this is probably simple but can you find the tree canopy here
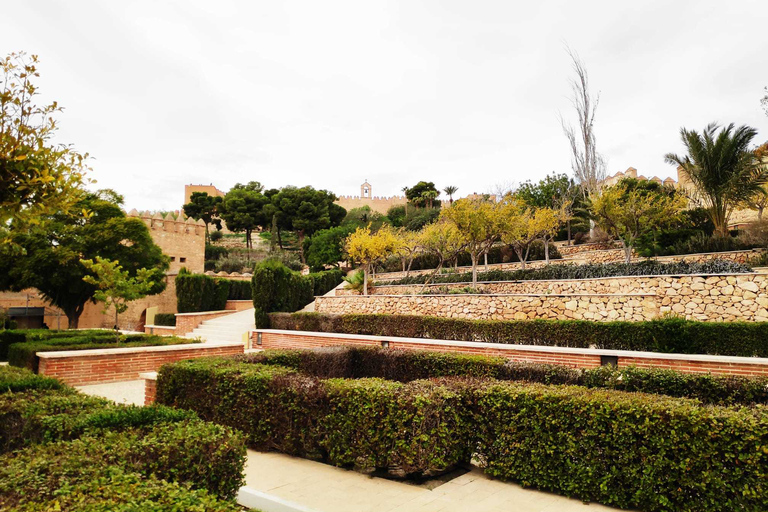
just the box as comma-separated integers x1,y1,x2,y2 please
273,186,341,262
344,225,400,294
0,52,89,229
406,181,441,208
183,192,222,241
0,190,168,327
219,184,269,249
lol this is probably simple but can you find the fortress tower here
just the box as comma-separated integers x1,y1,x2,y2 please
335,180,407,215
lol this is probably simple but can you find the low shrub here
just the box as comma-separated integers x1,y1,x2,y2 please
1,467,243,512
475,382,768,511
153,313,177,326
241,347,768,406
0,329,112,361
205,244,228,261
7,334,197,372
0,365,64,392
157,359,475,477
308,268,345,296
270,312,768,358
228,279,252,300
0,420,246,504
377,258,752,285
158,353,768,511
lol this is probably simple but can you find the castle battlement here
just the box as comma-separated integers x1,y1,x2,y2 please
601,167,691,190
127,209,206,237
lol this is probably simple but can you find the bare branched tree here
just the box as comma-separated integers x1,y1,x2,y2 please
762,86,768,117
560,47,606,198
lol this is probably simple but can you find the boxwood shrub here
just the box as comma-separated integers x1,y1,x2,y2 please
157,353,768,511
157,358,475,477
377,258,752,285
269,312,768,358
241,347,768,406
0,365,64,392
7,334,197,372
0,329,113,361
153,313,177,326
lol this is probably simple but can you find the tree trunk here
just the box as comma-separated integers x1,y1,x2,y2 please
484,251,489,271
759,207,764,221
567,220,572,245
401,257,407,273
544,237,550,264
471,253,478,287
621,241,633,264
298,231,306,264
363,265,369,296
406,257,414,277
277,227,284,249
65,303,84,329
420,261,443,293
114,308,120,343
515,247,526,270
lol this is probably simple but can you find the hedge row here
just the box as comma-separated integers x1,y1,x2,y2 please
175,270,253,313
157,359,475,478
0,366,246,509
269,312,768,358
252,260,344,328
242,347,768,405
0,329,111,361
157,356,768,511
154,313,177,326
377,258,752,285
7,333,197,372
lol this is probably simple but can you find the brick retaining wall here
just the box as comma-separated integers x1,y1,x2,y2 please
37,341,244,385
251,329,768,377
174,310,237,336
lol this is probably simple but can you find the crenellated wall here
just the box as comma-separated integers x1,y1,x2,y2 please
126,209,205,274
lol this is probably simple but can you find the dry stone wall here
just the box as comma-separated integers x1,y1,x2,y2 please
328,272,768,322
315,293,656,322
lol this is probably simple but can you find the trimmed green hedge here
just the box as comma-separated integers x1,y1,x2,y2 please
475,382,767,511
157,359,475,477
242,347,768,406
0,366,64,392
377,259,753,285
0,329,112,361
176,270,252,313
7,334,198,372
153,313,177,326
157,354,768,511
252,260,344,328
269,312,768,358
227,279,252,300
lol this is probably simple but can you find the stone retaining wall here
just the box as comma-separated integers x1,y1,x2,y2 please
555,241,623,256
316,293,657,322
324,273,768,322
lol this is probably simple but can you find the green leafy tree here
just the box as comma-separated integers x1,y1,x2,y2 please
516,172,584,244
665,123,767,237
0,190,168,328
219,183,269,249
386,205,406,227
182,192,222,242
81,257,159,340
590,178,687,263
273,186,340,263
1,52,89,228
304,225,354,271
443,186,458,204
406,181,441,208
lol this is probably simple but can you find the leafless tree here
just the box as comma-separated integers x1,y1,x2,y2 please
560,47,606,198
762,86,768,117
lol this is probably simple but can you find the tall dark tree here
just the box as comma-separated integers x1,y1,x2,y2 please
406,181,441,208
273,186,339,263
182,192,222,242
219,183,269,249
0,190,168,328
665,123,767,237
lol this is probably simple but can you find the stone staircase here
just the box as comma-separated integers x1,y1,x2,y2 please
186,308,256,344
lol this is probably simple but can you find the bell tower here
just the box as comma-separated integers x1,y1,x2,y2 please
361,180,372,199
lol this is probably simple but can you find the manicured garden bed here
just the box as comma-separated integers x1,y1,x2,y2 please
376,259,752,285
0,365,246,511
1,329,199,371
157,348,768,512
269,312,768,357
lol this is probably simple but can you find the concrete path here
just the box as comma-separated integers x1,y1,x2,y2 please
243,450,621,512
77,379,145,405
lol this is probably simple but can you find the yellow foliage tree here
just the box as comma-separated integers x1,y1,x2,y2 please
344,225,401,295
395,228,423,277
419,221,466,286
440,198,503,286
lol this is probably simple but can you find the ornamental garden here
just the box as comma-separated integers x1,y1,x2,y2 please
2,53,768,511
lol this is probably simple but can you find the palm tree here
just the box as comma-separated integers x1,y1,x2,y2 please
665,123,767,237
444,186,458,204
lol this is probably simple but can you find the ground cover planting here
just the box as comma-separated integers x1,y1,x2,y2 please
269,312,768,357
0,365,247,511
375,259,752,286
1,330,199,371
157,347,768,512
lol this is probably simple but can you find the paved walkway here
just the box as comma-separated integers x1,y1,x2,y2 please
77,379,144,405
243,450,621,512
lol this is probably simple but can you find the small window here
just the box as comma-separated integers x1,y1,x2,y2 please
170,257,176,262
180,257,186,263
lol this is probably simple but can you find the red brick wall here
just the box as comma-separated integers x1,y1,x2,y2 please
175,310,236,336
225,300,253,311
38,342,244,385
145,377,157,405
254,330,768,376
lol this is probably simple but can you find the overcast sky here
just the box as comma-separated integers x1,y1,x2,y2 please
4,1,768,211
